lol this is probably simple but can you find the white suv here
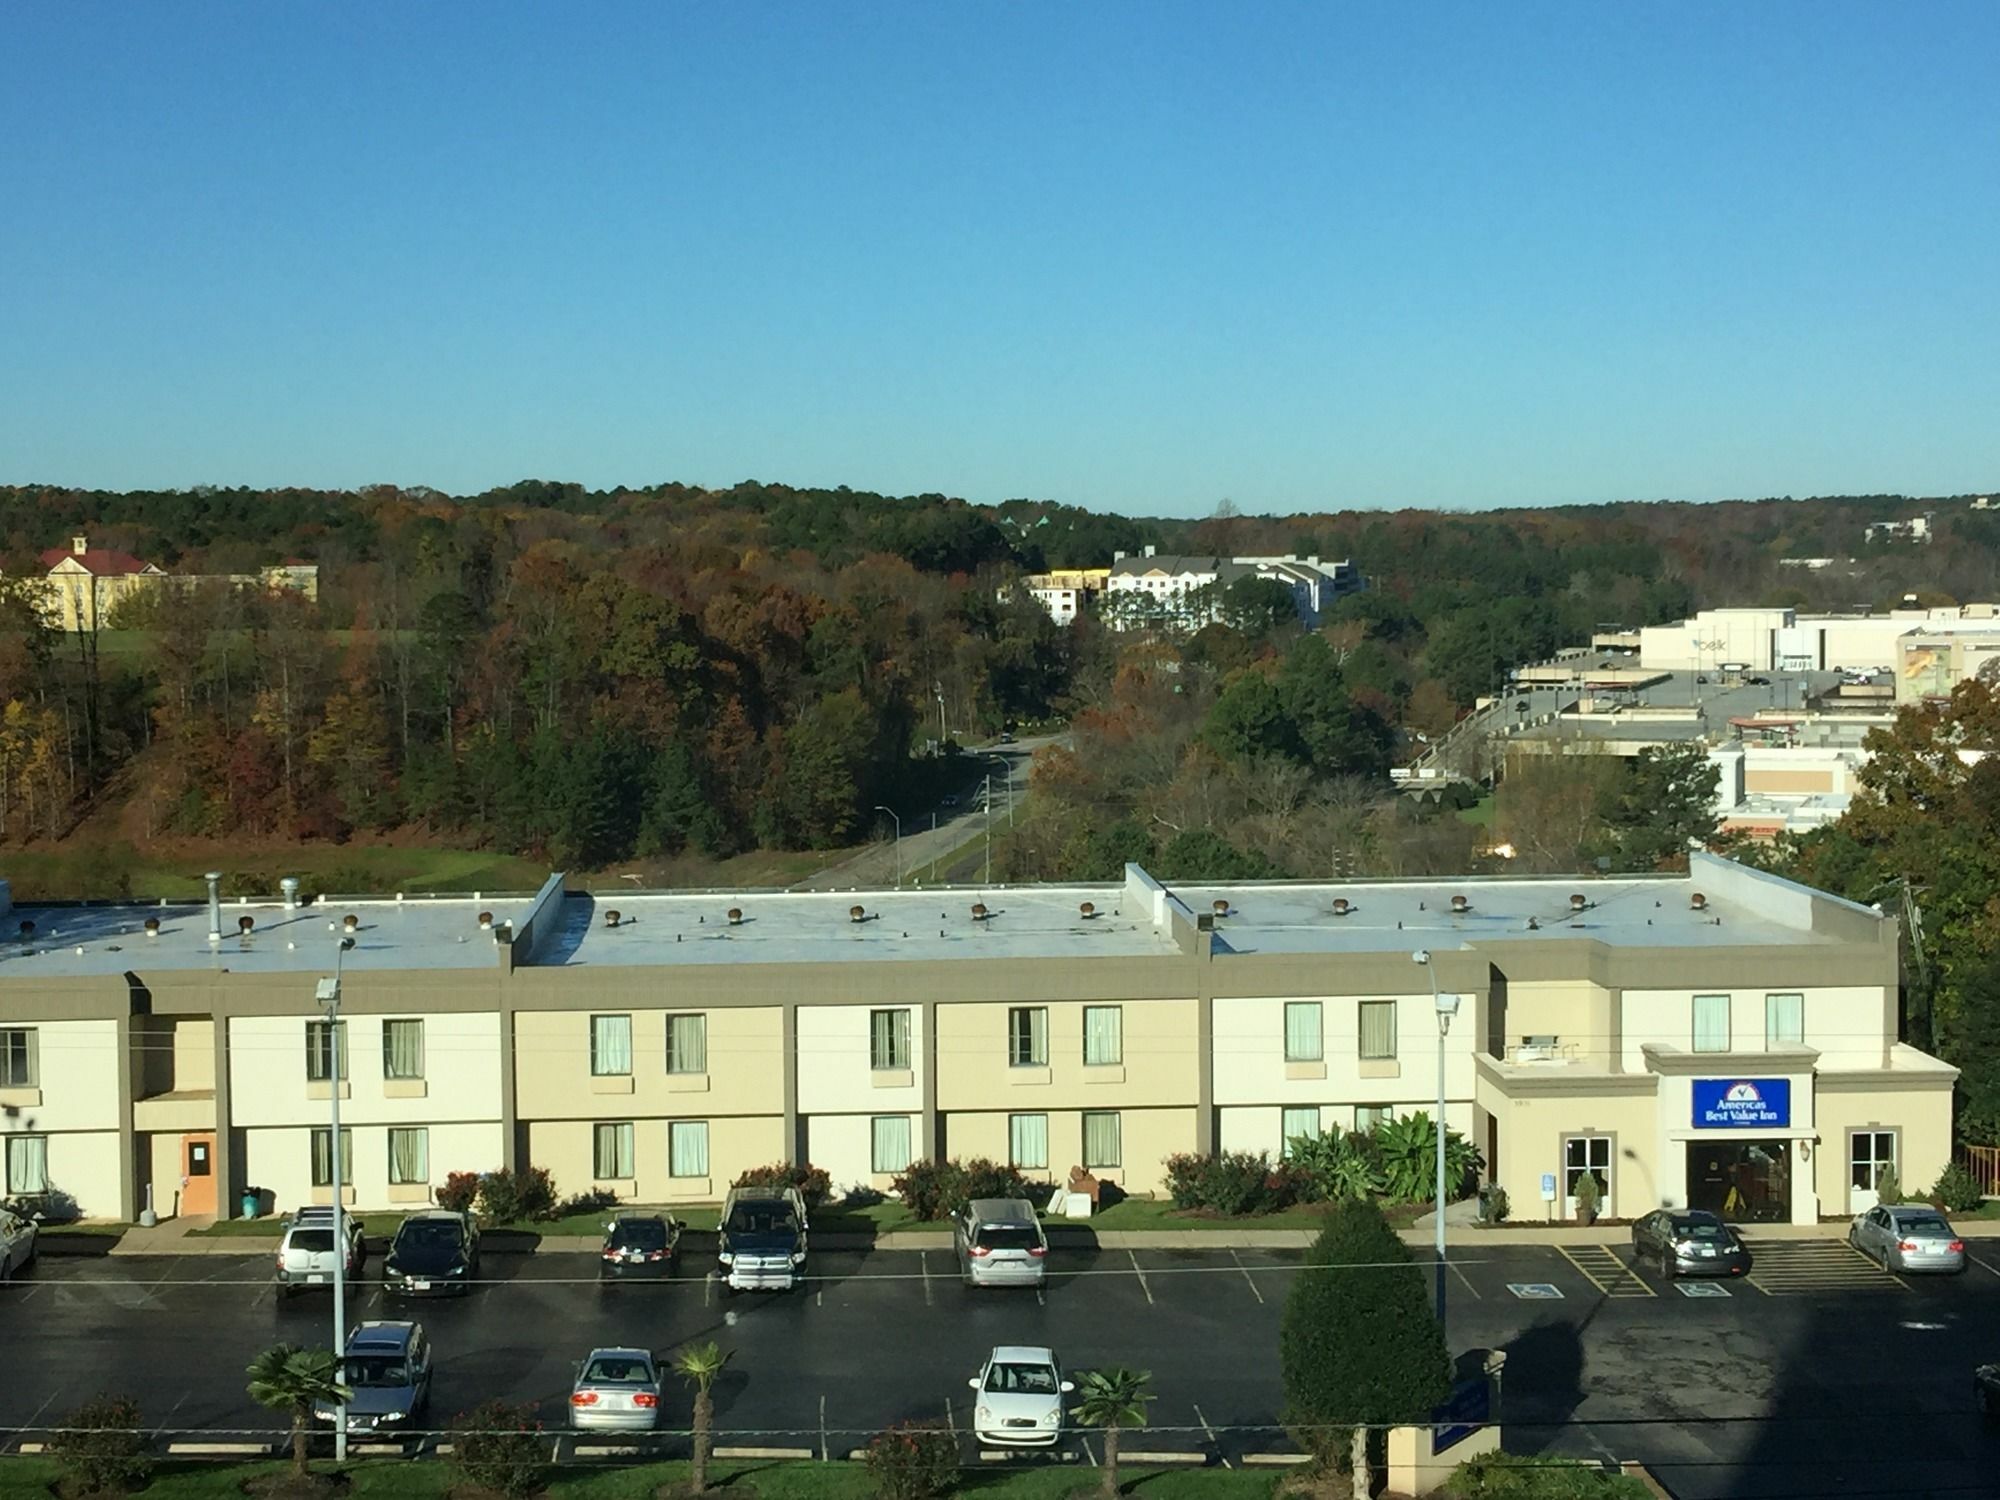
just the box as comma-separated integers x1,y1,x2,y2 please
275,1206,365,1297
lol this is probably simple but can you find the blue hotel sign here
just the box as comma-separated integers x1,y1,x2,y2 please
1692,1078,1791,1129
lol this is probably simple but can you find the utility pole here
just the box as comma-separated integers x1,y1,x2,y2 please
316,935,356,1459
873,805,901,888
983,775,993,884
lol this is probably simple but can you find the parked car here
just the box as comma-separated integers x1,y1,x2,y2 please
968,1345,1071,1447
599,1212,680,1285
953,1197,1048,1288
383,1209,480,1296
1631,1209,1751,1279
1849,1203,1966,1273
998,732,1016,744
941,794,960,809
717,1185,807,1293
0,1208,36,1281
314,1321,432,1435
570,1346,663,1431
1974,1361,2000,1418
274,1206,365,1298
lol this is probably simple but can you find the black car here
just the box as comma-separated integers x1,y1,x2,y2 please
1631,1208,1751,1279
598,1212,680,1284
383,1210,480,1297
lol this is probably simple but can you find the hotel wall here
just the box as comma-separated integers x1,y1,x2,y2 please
525,1114,785,1205
803,1112,918,1193
796,1004,924,1187
1618,986,1891,1071
227,1013,505,1127
932,999,1198,1110
1814,1084,1955,1217
1476,1082,1662,1222
940,1106,1194,1195
0,1017,124,1217
1212,993,1477,1108
511,1007,785,1121
1217,1101,1475,1160
242,1121,504,1213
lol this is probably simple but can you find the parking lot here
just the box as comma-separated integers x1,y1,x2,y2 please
6,1236,2000,1498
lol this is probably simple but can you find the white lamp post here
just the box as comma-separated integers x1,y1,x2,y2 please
316,935,356,1458
1412,949,1461,1327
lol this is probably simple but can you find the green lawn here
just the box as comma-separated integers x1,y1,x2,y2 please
2,841,549,902
1456,794,1496,827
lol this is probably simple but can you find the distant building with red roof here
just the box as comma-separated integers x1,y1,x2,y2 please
27,535,317,632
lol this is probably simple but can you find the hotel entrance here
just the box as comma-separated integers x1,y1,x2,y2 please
1686,1140,1791,1223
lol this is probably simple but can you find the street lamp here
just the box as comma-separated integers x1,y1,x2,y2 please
1412,949,1461,1328
986,757,1013,828
315,935,356,1459
873,806,902,887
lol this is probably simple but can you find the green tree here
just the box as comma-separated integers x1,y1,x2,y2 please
1072,1367,1153,1497
1153,828,1285,880
1204,672,1303,764
1601,742,1719,870
1220,575,1300,636
676,1340,731,1494
245,1343,349,1479
1281,1197,1451,1494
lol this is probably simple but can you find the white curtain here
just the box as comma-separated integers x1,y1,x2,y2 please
1009,1113,1048,1170
1083,1006,1122,1066
593,1014,633,1075
871,1115,912,1173
1358,1002,1396,1061
1284,1003,1322,1062
308,1021,347,1081
389,1128,428,1185
384,1020,424,1080
872,1009,910,1070
668,1014,707,1074
596,1123,635,1179
311,1128,352,1187
670,1121,709,1177
1082,1111,1121,1169
1011,1007,1048,1066
6,1135,47,1195
1766,993,1804,1047
1282,1108,1321,1153
1693,995,1731,1053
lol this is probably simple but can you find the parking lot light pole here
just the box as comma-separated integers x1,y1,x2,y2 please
1413,950,1461,1329
872,806,902,887
316,936,356,1459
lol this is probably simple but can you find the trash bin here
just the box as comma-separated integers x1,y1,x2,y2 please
240,1189,261,1220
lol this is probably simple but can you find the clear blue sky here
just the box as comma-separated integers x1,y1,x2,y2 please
3,3,1997,514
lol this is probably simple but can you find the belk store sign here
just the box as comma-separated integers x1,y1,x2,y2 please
1692,1078,1791,1129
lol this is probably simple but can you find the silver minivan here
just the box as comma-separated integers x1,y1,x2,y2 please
954,1197,1048,1288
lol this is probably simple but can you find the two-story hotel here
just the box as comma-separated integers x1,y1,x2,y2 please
0,853,1954,1228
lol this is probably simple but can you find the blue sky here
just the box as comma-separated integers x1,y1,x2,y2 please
2,3,1996,514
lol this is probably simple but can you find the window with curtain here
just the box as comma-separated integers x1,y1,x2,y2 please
591,1014,633,1076
1082,1111,1122,1169
305,1020,347,1082
870,1009,912,1071
1008,1007,1049,1067
1692,994,1731,1053
595,1122,635,1180
1083,1006,1123,1066
1358,1001,1397,1061
388,1127,429,1185
1282,1107,1321,1155
669,1121,710,1178
666,1014,707,1074
1284,1002,1323,1062
0,1028,37,1088
1355,1105,1391,1131
871,1115,912,1173
382,1020,424,1081
5,1135,47,1194
1765,993,1804,1048
309,1126,353,1187
1008,1112,1049,1170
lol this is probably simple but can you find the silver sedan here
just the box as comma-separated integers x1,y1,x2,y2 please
1849,1203,1966,1273
569,1347,662,1432
0,1210,35,1282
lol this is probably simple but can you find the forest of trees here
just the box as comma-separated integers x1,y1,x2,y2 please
0,478,1989,878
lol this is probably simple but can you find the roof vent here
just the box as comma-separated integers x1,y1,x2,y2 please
727,907,743,926
477,911,493,931
280,877,300,910
237,915,255,935
1332,897,1351,916
342,914,359,934
849,905,867,924
143,918,160,938
604,909,622,929
16,920,32,941
1450,894,1470,914
971,902,990,922
1527,917,1540,931
1690,891,1708,912
1569,893,1588,912
1212,899,1231,917
1079,901,1097,920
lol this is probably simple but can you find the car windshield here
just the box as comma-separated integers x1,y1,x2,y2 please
289,1230,335,1252
1898,1215,1951,1237
610,1221,669,1251
342,1356,410,1388
1674,1222,1728,1242
726,1204,796,1235
986,1363,1058,1395
584,1357,653,1384
976,1226,1040,1251
400,1222,463,1251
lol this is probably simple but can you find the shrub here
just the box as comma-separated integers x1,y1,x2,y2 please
449,1399,546,1499
864,1419,960,1500
1873,1166,1903,1207
1573,1171,1603,1220
1442,1451,1650,1498
1932,1160,1984,1213
437,1171,480,1214
1374,1113,1482,1202
554,1187,621,1218
476,1165,557,1225
49,1394,151,1496
1200,1151,1284,1216
1163,1153,1207,1209
1288,1132,1384,1203
891,1157,1029,1220
733,1161,835,1210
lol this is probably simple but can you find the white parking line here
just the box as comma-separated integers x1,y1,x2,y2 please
1081,1434,1098,1467
945,1396,956,1436
1970,1252,2000,1281
1228,1250,1264,1305
1127,1251,1155,1305
820,1394,829,1462
1192,1402,1231,1467
1448,1259,1481,1300
19,1391,59,1432
922,1252,933,1307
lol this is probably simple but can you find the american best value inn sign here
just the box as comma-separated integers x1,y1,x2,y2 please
1692,1078,1791,1129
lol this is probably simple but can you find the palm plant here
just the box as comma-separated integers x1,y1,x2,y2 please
245,1343,350,1479
1072,1367,1153,1497
675,1340,731,1494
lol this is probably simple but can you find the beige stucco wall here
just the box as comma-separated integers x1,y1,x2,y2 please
1815,1085,1955,1216
0,1018,121,1130
1218,1101,1476,1160
1745,768,1837,796
796,1004,924,1115
1476,1081,1661,1222
145,1132,185,1219
1620,986,1890,1071
229,1013,505,1126
525,1113,784,1205
803,1112,916,1194
512,1006,784,1121
940,1106,1194,1195
933,999,1197,1112
173,1019,215,1092
1212,993,1475,1108
243,1121,504,1214
1490,980,1612,1067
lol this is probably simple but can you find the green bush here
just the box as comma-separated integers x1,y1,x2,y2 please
1374,1113,1483,1202
48,1393,152,1496
733,1161,835,1210
1287,1132,1384,1202
1201,1151,1286,1215
1442,1451,1649,1497
890,1157,1029,1220
1932,1160,1984,1213
1873,1166,1903,1207
448,1399,546,1499
1163,1153,1208,1209
864,1419,960,1500
475,1165,557,1224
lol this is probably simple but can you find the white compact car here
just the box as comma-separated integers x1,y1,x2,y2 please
968,1345,1072,1447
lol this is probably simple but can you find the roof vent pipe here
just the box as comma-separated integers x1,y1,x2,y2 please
971,903,989,922
237,915,255,935
1079,901,1096,920
280,877,300,910
1212,899,1230,917
205,871,223,944
143,917,160,938
605,910,622,929
478,911,493,931
342,914,359,934
727,908,743,926
1450,894,1470,914
1690,891,1708,912
1569,893,1587,912
1332,897,1351,916
850,905,867,924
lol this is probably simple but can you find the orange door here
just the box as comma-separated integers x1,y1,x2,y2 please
180,1133,217,1216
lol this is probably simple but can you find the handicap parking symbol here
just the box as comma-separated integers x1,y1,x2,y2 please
1507,1282,1564,1300
1677,1281,1730,1298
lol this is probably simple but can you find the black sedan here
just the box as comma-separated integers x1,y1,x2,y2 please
1631,1208,1752,1279
382,1210,481,1297
598,1212,680,1284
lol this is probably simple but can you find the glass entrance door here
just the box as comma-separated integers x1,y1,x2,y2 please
1563,1136,1611,1219
1849,1130,1897,1214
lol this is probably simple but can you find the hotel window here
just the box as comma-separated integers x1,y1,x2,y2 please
1358,1002,1397,1061
1083,1006,1123,1066
1564,1135,1613,1208
1082,1111,1122,1169
1009,1112,1049,1170
666,1014,707,1074
305,1021,347,1083
1692,995,1731,1053
595,1122,635,1180
1282,1108,1322,1154
0,1028,37,1088
668,1121,709,1178
382,1020,424,1081
1008,1007,1049,1067
1765,993,1804,1048
591,1014,633,1076
5,1134,47,1195
309,1127,353,1188
871,1115,912,1174
1355,1104,1392,1131
388,1127,429,1186
871,1009,912,1071
1284,1003,1323,1063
